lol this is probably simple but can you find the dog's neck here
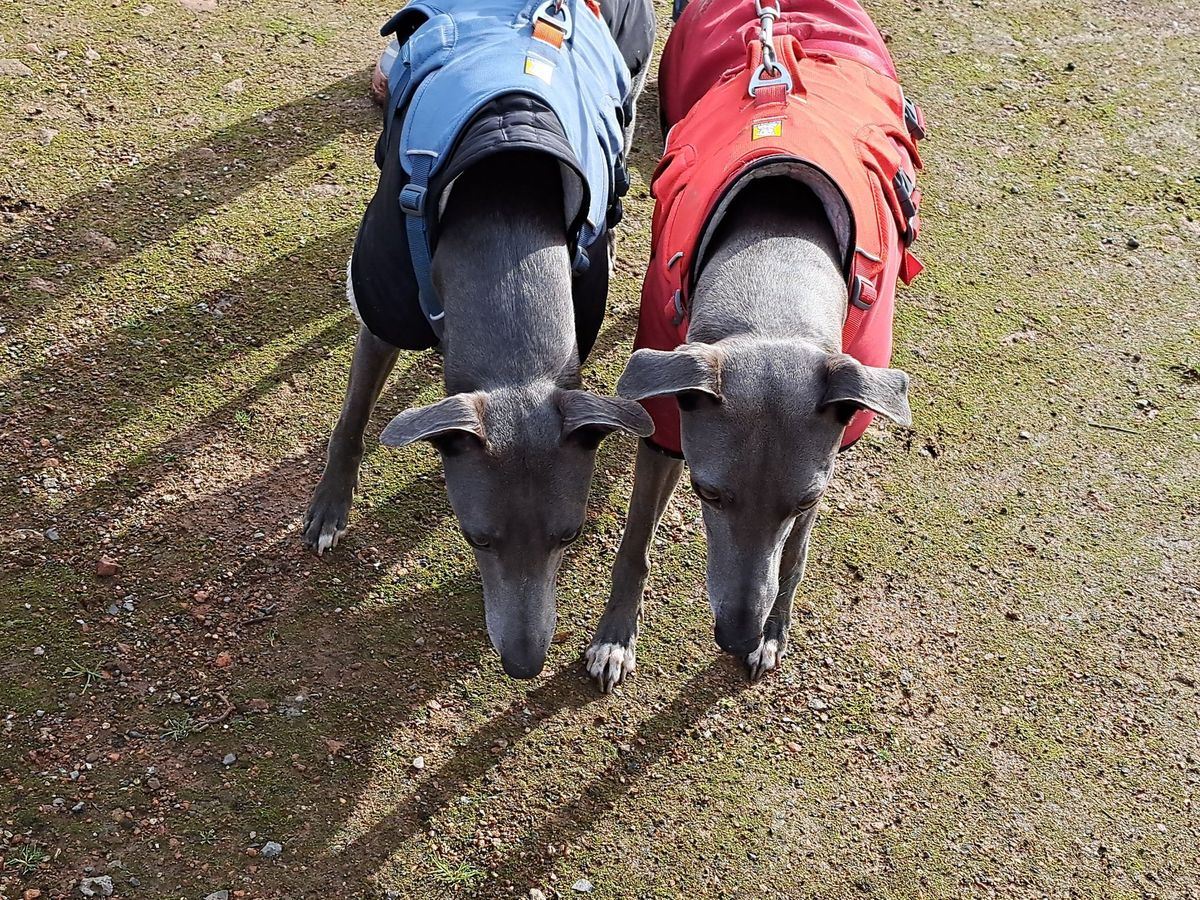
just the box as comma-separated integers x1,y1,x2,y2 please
434,155,581,395
688,180,845,353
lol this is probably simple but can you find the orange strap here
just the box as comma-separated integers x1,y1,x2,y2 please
533,18,565,47
586,0,602,16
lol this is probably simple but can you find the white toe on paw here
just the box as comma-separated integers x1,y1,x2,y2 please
316,527,345,555
585,642,636,692
746,638,782,681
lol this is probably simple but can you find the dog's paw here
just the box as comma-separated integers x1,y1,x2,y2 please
745,638,784,682
302,484,352,556
585,641,636,693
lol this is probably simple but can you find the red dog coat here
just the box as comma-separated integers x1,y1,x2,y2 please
634,0,925,455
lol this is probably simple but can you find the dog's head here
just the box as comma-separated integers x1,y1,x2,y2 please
382,382,651,678
619,339,910,655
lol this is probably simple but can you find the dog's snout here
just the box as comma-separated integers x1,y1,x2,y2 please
714,619,762,657
500,648,547,680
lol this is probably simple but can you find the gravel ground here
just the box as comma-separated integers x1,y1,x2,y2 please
1,0,1198,897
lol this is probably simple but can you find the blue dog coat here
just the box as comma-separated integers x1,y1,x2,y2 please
378,0,633,340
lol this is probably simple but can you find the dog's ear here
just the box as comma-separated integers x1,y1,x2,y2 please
380,392,487,451
559,390,654,448
616,345,723,402
821,355,912,427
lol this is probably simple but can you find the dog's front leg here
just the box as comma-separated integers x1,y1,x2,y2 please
586,440,684,692
302,324,400,555
746,513,816,680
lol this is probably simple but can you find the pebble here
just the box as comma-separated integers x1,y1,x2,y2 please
572,880,594,893
0,59,34,77
78,876,114,897
807,697,829,711
95,556,120,577
412,756,425,771
44,526,59,541
260,840,283,859
529,891,548,900
1126,237,1139,249
1018,430,1031,441
222,753,237,766
204,892,229,900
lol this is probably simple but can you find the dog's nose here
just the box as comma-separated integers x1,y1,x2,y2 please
714,620,762,657
500,651,545,680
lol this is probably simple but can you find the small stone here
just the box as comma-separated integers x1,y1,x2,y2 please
146,776,161,790
572,879,594,893
204,892,230,900
529,890,548,900
25,889,43,899
1017,430,1031,441
0,59,34,77
898,669,914,686
260,840,283,859
1126,237,1139,250
78,876,114,897
44,526,59,541
807,697,828,711
222,753,237,766
412,756,425,771
72,801,85,813
33,645,45,656
214,651,233,668
222,78,244,96
96,556,120,577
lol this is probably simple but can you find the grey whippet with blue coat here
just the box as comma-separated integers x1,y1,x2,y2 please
304,0,656,679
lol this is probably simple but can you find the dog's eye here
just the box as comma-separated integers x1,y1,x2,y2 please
462,529,491,549
560,526,583,545
692,481,722,505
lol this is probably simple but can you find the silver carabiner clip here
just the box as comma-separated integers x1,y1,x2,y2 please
753,0,782,20
749,0,789,96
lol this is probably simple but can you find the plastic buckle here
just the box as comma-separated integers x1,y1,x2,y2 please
399,183,427,216
848,275,875,311
572,245,590,274
671,290,686,326
903,96,926,140
893,169,918,246
532,0,573,41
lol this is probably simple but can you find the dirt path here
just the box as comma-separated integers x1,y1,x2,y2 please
1,0,1198,897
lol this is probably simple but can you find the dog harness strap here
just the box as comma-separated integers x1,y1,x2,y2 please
401,151,445,340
